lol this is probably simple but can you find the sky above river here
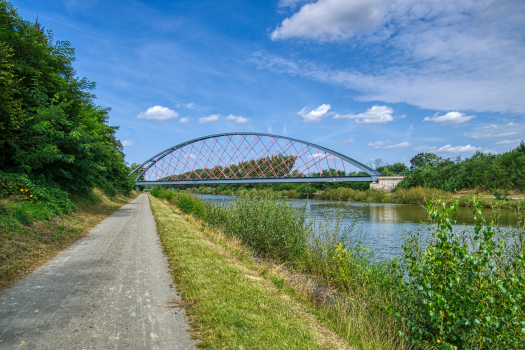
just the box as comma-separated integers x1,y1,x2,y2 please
11,0,525,167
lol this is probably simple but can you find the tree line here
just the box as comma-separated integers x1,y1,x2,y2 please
0,1,134,198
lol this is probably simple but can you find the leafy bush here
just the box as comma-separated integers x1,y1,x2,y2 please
392,199,525,349
0,172,72,213
177,194,195,214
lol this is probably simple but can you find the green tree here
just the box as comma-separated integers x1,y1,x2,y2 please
410,152,444,169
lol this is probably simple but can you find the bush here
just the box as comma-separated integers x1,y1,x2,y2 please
392,199,525,349
0,172,72,213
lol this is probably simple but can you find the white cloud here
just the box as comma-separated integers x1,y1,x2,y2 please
227,114,249,124
198,114,220,124
309,153,328,159
466,123,521,139
136,105,178,121
182,154,196,159
282,125,290,136
423,112,476,125
298,104,331,123
179,117,190,124
436,144,482,153
176,102,195,109
414,145,437,152
271,0,388,41
495,139,521,145
342,138,355,144
121,140,134,147
253,0,525,114
335,105,394,125
384,142,411,149
368,140,391,149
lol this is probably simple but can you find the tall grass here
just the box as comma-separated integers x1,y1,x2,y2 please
150,185,525,349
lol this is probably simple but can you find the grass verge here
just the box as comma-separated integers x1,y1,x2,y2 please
0,189,137,291
149,194,353,350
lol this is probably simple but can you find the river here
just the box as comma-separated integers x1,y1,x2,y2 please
198,194,520,260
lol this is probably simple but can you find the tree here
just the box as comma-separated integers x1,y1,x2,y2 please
0,1,133,195
409,152,444,169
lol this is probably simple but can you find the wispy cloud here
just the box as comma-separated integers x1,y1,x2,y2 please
384,142,411,149
227,114,249,124
342,138,355,144
298,104,331,123
368,140,391,149
424,112,476,125
466,123,521,139
494,139,521,146
436,144,482,153
198,114,220,124
179,117,190,123
121,140,134,147
176,102,195,109
136,105,178,121
334,105,395,125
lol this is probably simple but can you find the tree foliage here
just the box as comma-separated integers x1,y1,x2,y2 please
0,1,133,195
398,143,525,192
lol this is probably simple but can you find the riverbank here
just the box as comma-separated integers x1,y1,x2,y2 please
149,195,356,349
150,186,525,349
0,189,137,291
186,185,524,209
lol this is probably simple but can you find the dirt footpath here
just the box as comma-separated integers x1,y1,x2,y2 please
0,194,195,349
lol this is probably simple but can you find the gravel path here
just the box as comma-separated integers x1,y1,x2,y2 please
0,194,195,349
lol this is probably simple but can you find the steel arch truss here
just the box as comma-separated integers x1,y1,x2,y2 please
131,133,380,185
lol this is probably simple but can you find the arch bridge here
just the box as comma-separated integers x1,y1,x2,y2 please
130,133,380,185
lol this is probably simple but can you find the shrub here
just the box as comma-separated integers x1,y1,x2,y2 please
177,194,195,214
391,199,525,349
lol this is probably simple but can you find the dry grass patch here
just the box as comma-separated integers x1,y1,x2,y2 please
0,189,137,291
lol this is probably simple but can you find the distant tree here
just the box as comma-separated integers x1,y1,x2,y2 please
410,153,444,169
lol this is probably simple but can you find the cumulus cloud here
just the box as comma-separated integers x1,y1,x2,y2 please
272,0,388,41
121,140,134,147
466,123,521,139
252,1,525,114
298,104,331,123
334,105,394,125
227,114,249,124
136,105,178,121
342,138,355,144
384,142,411,149
179,117,190,123
368,140,391,148
198,114,220,124
423,112,476,125
176,102,195,109
495,139,521,145
436,144,482,153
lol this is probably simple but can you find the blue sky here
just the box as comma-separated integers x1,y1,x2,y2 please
12,0,525,167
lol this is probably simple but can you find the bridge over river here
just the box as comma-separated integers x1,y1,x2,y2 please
131,132,381,186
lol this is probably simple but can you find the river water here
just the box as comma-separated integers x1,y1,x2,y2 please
198,194,520,260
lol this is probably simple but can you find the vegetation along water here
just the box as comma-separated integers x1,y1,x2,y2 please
151,185,525,349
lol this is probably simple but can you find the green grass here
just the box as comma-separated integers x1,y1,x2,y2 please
149,195,352,350
0,189,136,290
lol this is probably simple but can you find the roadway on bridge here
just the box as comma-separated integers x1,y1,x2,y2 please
0,194,195,349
